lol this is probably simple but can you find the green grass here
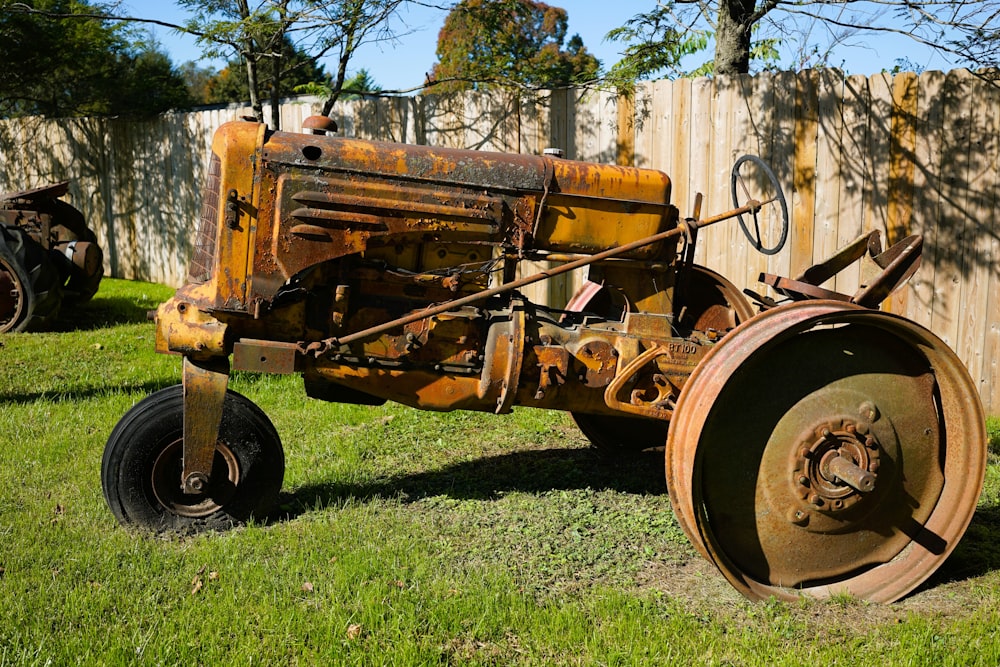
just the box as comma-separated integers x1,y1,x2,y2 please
3,278,1000,665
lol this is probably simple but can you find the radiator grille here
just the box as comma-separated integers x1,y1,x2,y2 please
187,153,221,283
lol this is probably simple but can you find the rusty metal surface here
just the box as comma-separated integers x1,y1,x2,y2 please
300,223,691,354
302,115,338,134
290,203,763,358
665,301,987,603
760,273,852,301
0,251,26,330
156,291,229,358
187,120,681,306
0,181,103,330
853,234,923,307
233,339,301,374
671,265,754,331
136,118,984,603
0,180,70,202
181,356,230,495
757,231,923,309
183,122,264,310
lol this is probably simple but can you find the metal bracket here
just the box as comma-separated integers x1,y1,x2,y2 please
181,356,230,494
603,345,676,420
495,300,526,414
533,344,570,400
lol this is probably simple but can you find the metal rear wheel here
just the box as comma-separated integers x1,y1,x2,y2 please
0,227,61,332
0,236,30,332
666,301,986,602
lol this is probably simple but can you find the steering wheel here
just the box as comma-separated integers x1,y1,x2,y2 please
730,155,789,256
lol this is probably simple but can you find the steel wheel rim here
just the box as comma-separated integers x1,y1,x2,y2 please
666,301,986,602
683,265,755,332
0,256,25,331
151,439,241,518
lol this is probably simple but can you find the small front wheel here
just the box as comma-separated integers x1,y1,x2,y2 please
102,385,284,532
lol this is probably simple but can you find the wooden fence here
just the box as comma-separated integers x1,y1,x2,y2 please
2,69,999,412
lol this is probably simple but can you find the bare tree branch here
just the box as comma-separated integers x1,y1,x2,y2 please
7,2,226,45
611,0,1000,78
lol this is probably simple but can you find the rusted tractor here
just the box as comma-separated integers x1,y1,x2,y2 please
102,118,986,603
0,181,104,332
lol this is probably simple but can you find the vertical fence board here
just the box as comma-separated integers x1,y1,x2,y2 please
575,89,616,164
720,74,761,289
649,80,674,185
980,79,1000,410
813,70,844,294
674,79,694,220
767,71,798,283
791,70,820,277
958,73,998,401
702,76,735,273
931,70,975,349
617,92,635,166
688,77,713,228
2,72,1000,410
911,71,946,332
833,74,870,296
632,82,655,169
885,72,919,316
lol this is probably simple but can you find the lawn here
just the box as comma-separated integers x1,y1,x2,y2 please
2,278,1000,665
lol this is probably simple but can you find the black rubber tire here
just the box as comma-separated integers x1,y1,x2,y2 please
571,412,668,456
0,232,33,333
50,203,103,303
101,385,285,533
48,200,96,244
0,226,62,332
52,239,103,303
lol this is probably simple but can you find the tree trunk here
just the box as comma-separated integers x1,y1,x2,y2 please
322,16,358,117
245,55,264,122
321,46,353,117
235,0,264,122
715,0,755,76
269,45,283,129
270,1,290,130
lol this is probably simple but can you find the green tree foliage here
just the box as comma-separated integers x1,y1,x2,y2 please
429,0,601,93
201,36,327,105
179,0,293,123
605,2,782,84
612,1,1000,80
178,61,219,106
294,68,381,99
605,5,710,87
120,49,198,116
178,0,403,129
0,0,193,118
341,68,382,99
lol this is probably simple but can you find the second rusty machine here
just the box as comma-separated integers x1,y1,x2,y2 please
102,115,986,603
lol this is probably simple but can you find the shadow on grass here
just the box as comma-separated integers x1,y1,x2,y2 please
50,296,157,332
927,502,1000,587
0,378,176,404
278,446,668,520
279,446,1000,595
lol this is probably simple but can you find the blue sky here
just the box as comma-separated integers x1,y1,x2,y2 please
130,0,961,92
134,0,651,91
